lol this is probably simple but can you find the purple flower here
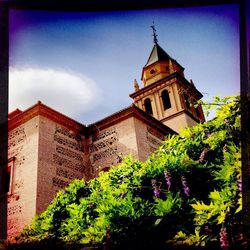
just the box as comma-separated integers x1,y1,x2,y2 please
154,188,161,198
181,176,190,197
220,227,230,250
237,176,242,192
204,225,212,235
199,148,208,163
164,171,171,191
151,179,161,198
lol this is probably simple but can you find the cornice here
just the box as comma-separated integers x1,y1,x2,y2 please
175,74,203,99
131,72,178,99
88,104,177,136
8,102,86,133
130,72,203,100
8,102,176,137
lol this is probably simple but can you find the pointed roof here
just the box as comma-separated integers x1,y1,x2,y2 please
143,43,184,71
144,43,173,67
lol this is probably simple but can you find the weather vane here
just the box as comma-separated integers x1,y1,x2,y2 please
150,22,158,44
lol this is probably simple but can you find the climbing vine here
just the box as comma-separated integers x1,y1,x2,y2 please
12,96,243,250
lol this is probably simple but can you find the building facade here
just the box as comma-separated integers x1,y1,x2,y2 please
1,38,205,238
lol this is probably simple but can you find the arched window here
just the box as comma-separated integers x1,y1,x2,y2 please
162,90,171,110
144,98,153,115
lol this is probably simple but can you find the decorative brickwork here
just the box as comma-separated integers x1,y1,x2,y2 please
146,127,165,140
53,154,85,172
92,127,117,142
55,126,82,141
54,134,83,151
8,126,26,150
52,177,70,189
5,117,40,239
90,127,118,165
51,125,85,190
92,146,118,163
55,145,83,162
8,127,27,171
146,126,164,152
90,136,118,153
7,205,22,216
8,127,27,196
54,125,83,152
56,167,82,180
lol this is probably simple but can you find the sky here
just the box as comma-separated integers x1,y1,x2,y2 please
9,4,241,124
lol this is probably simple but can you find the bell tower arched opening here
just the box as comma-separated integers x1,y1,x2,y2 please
161,89,171,110
144,98,153,115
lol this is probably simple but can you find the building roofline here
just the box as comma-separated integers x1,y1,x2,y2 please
8,101,176,136
8,101,86,133
143,43,184,69
88,104,177,135
8,109,23,120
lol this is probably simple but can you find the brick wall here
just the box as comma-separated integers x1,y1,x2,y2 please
90,116,166,176
162,112,197,133
6,116,39,238
36,116,87,214
135,119,165,162
89,117,139,176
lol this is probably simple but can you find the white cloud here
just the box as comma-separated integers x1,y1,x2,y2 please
9,67,102,119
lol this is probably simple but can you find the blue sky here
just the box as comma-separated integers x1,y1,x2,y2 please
9,4,240,124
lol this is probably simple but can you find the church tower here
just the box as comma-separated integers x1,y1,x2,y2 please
130,25,205,133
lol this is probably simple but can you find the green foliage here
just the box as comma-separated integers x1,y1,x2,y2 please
14,96,242,249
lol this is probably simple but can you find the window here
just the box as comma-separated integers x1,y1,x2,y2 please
144,98,153,115
6,158,14,194
161,90,171,110
150,69,156,74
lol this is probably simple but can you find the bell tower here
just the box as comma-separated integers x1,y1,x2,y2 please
130,25,205,133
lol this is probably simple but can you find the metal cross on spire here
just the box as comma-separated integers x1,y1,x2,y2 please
150,22,158,44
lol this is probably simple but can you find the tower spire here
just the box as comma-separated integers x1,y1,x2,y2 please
150,22,158,44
